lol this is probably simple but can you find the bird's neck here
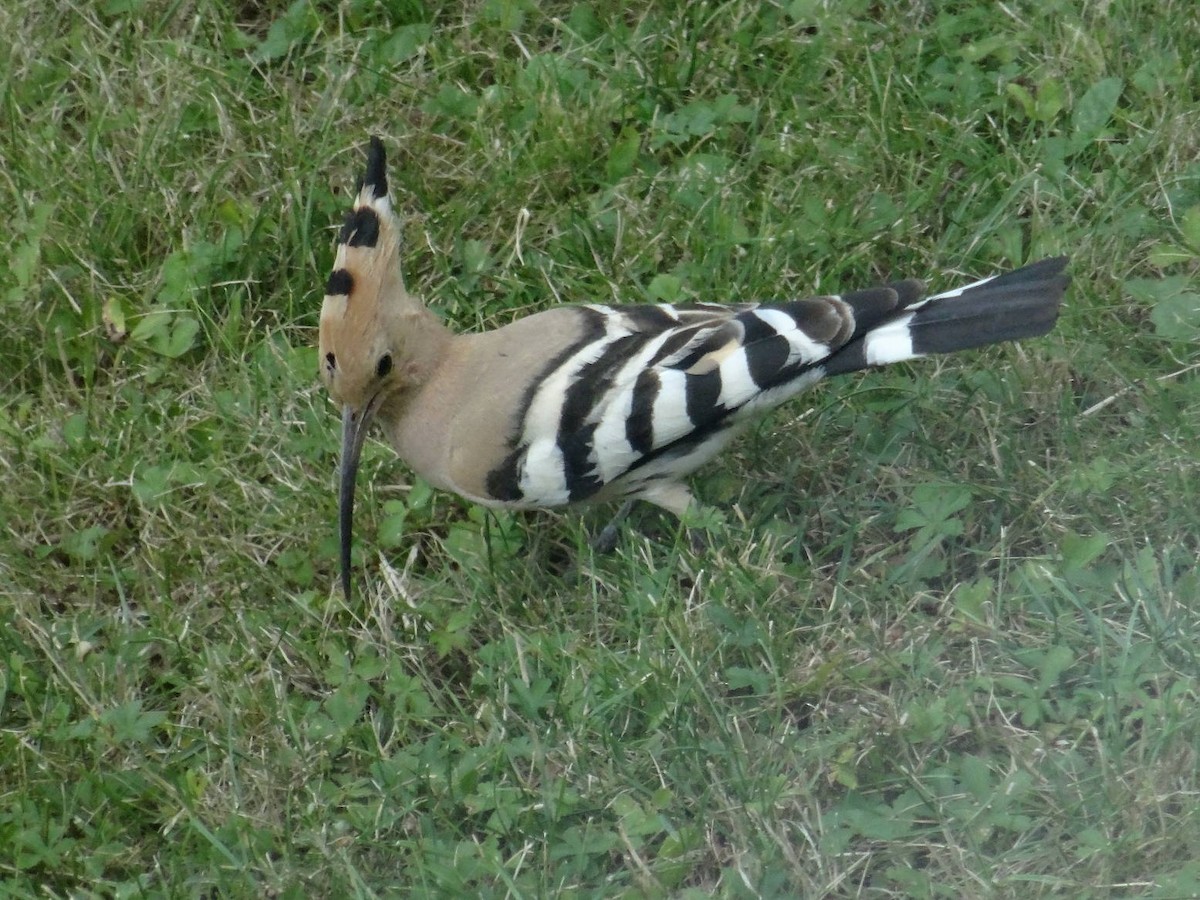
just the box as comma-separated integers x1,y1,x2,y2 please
385,304,455,393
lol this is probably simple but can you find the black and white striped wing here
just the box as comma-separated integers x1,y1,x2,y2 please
544,288,917,504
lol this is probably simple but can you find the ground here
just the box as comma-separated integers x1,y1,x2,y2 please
2,1,1199,896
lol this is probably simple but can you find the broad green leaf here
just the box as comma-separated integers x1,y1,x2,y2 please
378,500,410,547
896,484,973,531
1125,276,1200,341
425,84,479,120
787,0,822,22
7,203,52,297
1038,645,1075,690
605,127,640,183
100,700,167,744
961,754,992,802
252,0,319,63
60,525,111,562
959,34,1011,63
1147,244,1195,268
1150,291,1200,341
1068,77,1123,154
954,578,993,621
1060,531,1110,573
647,273,682,302
160,314,200,357
723,666,769,694
132,464,172,505
1035,78,1065,122
460,239,492,275
482,0,526,30
1124,275,1192,305
379,23,432,64
1005,82,1035,119
1181,205,1200,252
325,679,370,731
130,309,171,344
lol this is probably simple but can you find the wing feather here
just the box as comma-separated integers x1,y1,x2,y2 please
575,296,867,492
500,290,906,505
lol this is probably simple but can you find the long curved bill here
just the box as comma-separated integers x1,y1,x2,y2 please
339,402,375,599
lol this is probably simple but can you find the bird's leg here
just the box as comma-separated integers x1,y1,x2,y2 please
591,499,636,554
591,484,723,554
685,521,712,553
640,482,720,552
678,501,726,553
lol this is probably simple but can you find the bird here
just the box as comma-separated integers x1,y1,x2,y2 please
319,136,1069,598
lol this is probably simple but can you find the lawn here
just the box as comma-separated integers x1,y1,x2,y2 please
2,0,1199,896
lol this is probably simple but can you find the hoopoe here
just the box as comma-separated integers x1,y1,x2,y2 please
320,137,1069,598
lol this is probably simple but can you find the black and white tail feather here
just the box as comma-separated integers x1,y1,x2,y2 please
320,136,1069,596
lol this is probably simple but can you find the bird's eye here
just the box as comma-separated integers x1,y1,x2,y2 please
376,353,393,378
325,352,336,371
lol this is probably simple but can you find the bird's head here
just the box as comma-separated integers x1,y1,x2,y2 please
318,137,420,598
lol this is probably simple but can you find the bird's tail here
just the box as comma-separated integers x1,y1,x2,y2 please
824,256,1069,375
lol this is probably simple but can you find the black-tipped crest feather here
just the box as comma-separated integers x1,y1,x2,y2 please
339,207,380,247
364,135,388,200
326,268,353,296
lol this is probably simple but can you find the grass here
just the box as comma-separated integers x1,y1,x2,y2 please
2,0,1199,895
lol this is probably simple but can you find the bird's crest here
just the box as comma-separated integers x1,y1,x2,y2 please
319,136,418,402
